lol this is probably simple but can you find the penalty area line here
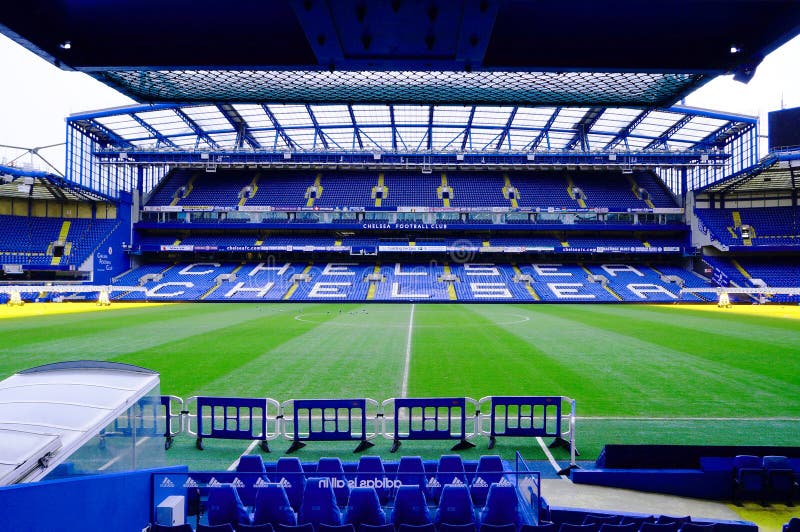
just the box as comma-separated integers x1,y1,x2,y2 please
401,304,415,398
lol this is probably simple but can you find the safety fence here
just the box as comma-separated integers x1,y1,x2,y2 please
152,395,576,464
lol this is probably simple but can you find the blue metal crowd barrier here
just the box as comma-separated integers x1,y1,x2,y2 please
480,396,562,448
161,395,184,450
163,394,576,467
186,396,280,452
383,397,478,452
282,398,379,453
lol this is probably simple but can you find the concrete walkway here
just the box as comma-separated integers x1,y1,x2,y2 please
542,478,743,521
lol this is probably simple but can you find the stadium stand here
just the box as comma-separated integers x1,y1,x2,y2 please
141,169,679,212
110,261,706,303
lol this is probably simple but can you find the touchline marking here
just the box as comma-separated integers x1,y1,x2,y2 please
579,416,800,421
98,436,150,471
401,304,415,398
536,436,569,480
228,439,261,471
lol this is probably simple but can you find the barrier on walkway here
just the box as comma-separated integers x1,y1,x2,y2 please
186,396,280,451
281,398,379,453
382,397,478,452
164,394,576,467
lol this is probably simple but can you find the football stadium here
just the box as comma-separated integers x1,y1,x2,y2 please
0,2,800,532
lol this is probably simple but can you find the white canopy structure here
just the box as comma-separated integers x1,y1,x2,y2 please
0,361,161,486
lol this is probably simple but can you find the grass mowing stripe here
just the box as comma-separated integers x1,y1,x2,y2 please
0,304,306,377
401,303,415,398
196,304,409,400
468,304,800,417
535,304,800,393
110,304,332,398
408,305,584,398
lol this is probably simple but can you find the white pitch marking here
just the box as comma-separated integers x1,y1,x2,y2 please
98,436,150,471
536,436,568,480
401,304,416,398
228,439,261,471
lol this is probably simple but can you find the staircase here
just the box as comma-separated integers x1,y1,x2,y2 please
49,220,71,266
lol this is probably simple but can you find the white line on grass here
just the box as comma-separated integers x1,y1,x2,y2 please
536,436,568,480
98,437,150,471
401,304,415,398
228,439,261,471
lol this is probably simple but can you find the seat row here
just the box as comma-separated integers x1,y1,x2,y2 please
232,455,508,510
182,481,522,532
538,513,721,532
731,455,798,505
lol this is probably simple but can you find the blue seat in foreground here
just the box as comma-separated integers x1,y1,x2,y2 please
206,484,250,528
479,483,519,528
276,457,308,512
253,483,298,527
300,477,343,529
435,484,477,526
392,485,433,527
345,487,386,528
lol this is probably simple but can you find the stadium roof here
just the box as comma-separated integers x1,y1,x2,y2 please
699,151,800,194
0,164,109,202
69,103,756,153
3,1,800,106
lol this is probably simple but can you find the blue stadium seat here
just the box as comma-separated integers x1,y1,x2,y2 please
398,524,437,532
344,487,386,528
358,524,394,532
396,456,429,497
582,516,621,526
639,523,679,532
276,457,308,512
206,484,250,528
784,518,800,532
619,517,654,528
763,455,797,505
319,524,356,532
479,483,519,528
253,483,298,527
656,516,690,527
150,524,193,532
240,525,276,532
277,524,315,532
435,484,477,526
598,524,637,532
520,523,556,532
356,456,390,504
480,524,514,532
732,455,765,505
677,524,714,532
471,456,505,506
440,524,478,532
237,455,269,507
435,455,468,501
198,524,236,532
317,457,350,506
299,477,343,529
391,485,433,527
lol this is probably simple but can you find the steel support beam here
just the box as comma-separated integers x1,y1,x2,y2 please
217,104,261,149
604,109,652,151
564,107,604,150
527,107,561,151
348,104,364,150
461,106,476,151
305,104,329,150
261,104,297,150
174,109,221,150
644,114,692,150
495,107,518,150
129,113,180,149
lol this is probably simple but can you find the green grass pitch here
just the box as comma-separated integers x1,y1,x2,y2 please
1,302,799,470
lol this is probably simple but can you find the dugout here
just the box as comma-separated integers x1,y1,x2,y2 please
0,361,165,486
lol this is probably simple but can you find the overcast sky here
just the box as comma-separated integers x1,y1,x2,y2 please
0,32,798,174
